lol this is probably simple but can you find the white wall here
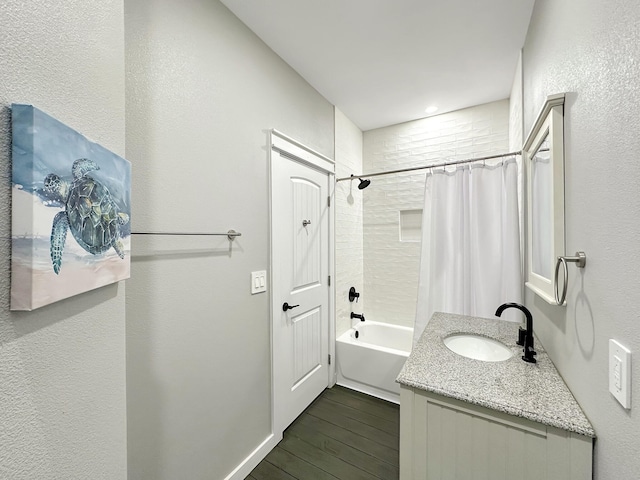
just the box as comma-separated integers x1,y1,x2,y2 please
124,0,334,478
334,108,364,337
0,1,127,479
362,101,510,327
509,52,524,152
509,53,525,264
522,0,640,478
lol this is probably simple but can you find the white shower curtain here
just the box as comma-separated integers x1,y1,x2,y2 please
413,157,522,344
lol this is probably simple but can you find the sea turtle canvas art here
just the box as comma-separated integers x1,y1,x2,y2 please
44,158,130,274
10,104,131,311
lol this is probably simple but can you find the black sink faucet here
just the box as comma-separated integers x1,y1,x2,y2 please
495,302,537,364
350,312,365,322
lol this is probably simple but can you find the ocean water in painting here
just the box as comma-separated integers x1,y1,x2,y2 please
11,104,131,311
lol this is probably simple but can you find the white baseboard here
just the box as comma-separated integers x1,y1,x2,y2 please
223,432,281,480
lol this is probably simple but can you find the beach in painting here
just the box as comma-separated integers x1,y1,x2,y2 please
11,186,131,311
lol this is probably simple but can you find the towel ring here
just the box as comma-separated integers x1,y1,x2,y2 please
554,252,587,305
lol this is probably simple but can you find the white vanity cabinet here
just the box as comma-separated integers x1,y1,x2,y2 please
397,313,595,480
400,386,593,480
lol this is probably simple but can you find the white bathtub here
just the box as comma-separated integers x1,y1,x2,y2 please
336,321,413,404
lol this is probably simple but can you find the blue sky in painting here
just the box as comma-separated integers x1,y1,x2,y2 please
12,104,131,219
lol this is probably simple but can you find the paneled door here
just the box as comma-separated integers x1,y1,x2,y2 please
271,136,332,435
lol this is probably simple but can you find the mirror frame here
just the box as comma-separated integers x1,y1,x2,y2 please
524,93,565,305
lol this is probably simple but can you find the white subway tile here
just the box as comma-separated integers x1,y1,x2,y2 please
360,100,509,327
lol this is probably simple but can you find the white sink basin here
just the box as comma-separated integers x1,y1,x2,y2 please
443,333,513,362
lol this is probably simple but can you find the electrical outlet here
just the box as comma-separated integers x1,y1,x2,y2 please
609,339,631,409
251,270,267,294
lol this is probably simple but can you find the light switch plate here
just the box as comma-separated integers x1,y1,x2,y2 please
251,270,267,294
609,339,631,409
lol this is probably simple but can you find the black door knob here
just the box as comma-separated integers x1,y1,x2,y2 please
282,302,300,312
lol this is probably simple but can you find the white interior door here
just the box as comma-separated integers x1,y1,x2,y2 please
271,141,332,434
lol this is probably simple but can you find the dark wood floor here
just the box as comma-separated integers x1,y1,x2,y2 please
246,386,399,480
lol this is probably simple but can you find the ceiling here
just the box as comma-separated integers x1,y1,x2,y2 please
220,0,535,131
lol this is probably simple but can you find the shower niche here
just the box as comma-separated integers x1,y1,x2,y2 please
399,209,422,242
524,93,566,305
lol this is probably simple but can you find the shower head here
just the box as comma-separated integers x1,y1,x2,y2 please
349,174,371,190
358,178,371,190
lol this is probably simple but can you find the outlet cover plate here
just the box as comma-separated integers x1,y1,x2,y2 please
609,339,631,409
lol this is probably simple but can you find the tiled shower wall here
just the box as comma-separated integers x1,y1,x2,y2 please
334,108,364,337
362,100,510,328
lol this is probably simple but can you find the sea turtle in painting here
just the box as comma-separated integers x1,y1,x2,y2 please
43,158,129,274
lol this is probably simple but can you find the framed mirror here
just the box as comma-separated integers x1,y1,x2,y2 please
524,93,565,305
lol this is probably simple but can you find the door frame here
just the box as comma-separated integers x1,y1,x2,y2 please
269,129,336,439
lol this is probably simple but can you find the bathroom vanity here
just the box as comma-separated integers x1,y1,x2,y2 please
397,312,595,480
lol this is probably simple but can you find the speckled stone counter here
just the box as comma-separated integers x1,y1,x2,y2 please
397,312,595,438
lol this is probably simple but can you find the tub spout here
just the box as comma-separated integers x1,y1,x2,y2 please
351,312,365,322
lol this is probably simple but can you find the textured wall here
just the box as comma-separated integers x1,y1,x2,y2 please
334,108,364,337
522,0,640,478
509,53,524,152
124,1,334,478
0,1,127,479
509,53,525,262
362,101,510,327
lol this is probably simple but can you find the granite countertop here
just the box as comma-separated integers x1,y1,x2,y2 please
397,312,595,438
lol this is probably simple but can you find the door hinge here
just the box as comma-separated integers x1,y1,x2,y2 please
328,354,332,365
328,275,331,286
327,196,331,207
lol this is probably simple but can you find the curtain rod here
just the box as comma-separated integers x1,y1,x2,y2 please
336,150,521,182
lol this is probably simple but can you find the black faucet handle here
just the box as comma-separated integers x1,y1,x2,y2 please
349,287,360,303
522,345,537,363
